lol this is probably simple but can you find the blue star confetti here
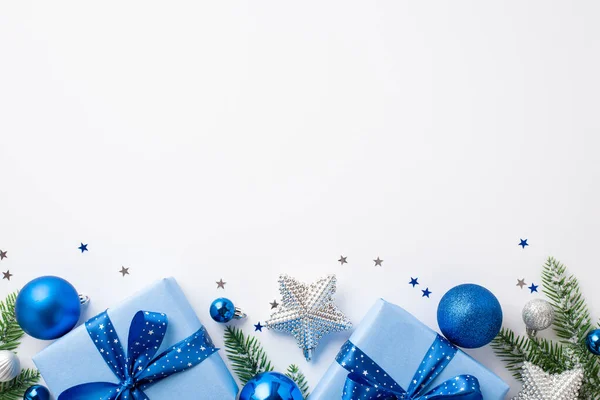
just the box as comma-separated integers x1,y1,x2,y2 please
409,277,419,287
78,243,88,253
422,288,432,298
528,283,539,293
254,322,263,332
519,239,529,249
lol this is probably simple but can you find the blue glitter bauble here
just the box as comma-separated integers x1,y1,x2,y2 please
437,284,502,349
210,297,235,323
24,385,51,400
15,276,81,340
239,372,304,400
586,329,600,355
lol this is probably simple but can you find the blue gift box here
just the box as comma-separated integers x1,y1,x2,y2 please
310,299,509,399
33,278,238,399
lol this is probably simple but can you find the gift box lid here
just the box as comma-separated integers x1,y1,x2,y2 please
310,298,509,399
33,277,238,399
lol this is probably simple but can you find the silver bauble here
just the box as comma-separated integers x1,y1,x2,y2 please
0,350,20,382
522,299,555,337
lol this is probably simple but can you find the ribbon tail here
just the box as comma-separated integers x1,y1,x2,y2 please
414,375,482,400
342,373,403,400
58,382,120,400
85,311,129,381
129,388,151,400
406,335,458,396
135,326,218,385
126,311,169,375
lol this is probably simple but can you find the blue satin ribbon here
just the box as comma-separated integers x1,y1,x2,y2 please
336,335,482,400
58,310,218,400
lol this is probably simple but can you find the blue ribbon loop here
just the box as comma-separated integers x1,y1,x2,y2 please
336,335,482,400
58,310,218,400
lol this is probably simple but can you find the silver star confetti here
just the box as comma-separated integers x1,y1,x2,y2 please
374,257,383,266
513,362,583,400
517,278,527,289
119,266,130,277
265,274,352,361
216,279,226,289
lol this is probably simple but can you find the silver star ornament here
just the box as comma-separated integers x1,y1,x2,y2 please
513,361,583,400
265,274,352,361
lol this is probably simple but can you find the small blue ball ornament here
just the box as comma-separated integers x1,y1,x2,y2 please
209,297,246,323
16,276,81,340
24,384,51,400
586,329,600,355
239,372,304,400
437,284,503,349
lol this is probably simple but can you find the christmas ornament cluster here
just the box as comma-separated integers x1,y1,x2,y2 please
3,255,599,399
492,257,600,399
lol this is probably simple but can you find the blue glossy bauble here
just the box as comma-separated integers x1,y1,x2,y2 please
239,372,304,400
437,284,502,349
210,297,235,323
16,276,81,340
24,384,51,400
586,329,600,355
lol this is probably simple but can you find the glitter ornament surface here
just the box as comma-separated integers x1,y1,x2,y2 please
437,284,503,348
265,274,352,361
513,361,583,400
522,299,555,337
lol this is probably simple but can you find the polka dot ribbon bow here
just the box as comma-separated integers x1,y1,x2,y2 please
58,310,218,400
336,335,482,400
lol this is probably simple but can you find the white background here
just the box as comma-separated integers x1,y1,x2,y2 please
1,2,599,398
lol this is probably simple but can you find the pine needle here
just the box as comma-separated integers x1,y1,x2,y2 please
0,293,41,399
223,326,274,385
490,328,527,380
0,292,24,351
0,368,40,400
286,364,310,398
541,257,600,398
